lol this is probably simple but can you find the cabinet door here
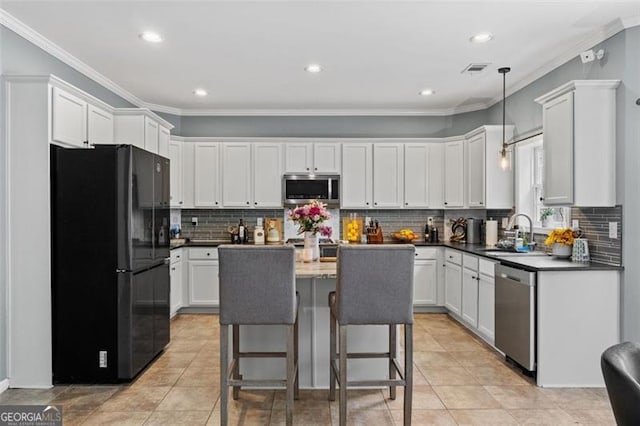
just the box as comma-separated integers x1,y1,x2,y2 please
444,140,465,207
341,143,372,208
467,133,486,207
194,142,220,207
428,143,445,208
313,142,341,173
444,262,462,315
170,259,183,316
52,87,87,147
478,273,495,342
87,104,113,145
144,117,159,154
168,141,183,207
285,143,313,173
404,143,429,208
181,142,195,208
414,259,438,306
462,268,479,328
188,261,219,306
222,143,252,207
543,91,574,205
373,143,404,208
253,143,283,207
158,126,170,158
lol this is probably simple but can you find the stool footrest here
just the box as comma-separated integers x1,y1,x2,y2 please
237,351,287,358
342,352,391,359
330,359,405,386
229,379,287,387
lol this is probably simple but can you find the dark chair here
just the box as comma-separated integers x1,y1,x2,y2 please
601,341,640,426
328,244,415,426
218,245,299,426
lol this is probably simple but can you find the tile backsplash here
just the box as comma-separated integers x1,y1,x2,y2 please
175,205,623,265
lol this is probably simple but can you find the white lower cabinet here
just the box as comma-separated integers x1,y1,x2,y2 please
461,254,479,328
477,259,497,343
444,250,462,315
413,248,439,306
187,248,220,306
170,249,184,317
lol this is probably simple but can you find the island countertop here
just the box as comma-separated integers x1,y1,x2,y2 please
295,261,337,278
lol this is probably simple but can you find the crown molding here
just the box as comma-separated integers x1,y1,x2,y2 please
487,17,638,109
0,9,146,108
2,9,637,117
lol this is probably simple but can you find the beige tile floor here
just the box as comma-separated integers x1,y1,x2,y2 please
0,314,615,425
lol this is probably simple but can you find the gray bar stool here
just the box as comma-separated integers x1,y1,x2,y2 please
218,245,299,426
328,244,415,426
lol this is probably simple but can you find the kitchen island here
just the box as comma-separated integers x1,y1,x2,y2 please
236,260,391,389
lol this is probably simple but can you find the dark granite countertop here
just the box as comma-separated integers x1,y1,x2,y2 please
171,239,623,272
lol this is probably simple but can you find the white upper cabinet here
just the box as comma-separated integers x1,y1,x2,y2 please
285,142,312,173
253,143,283,207
87,104,114,145
144,117,159,153
467,133,486,207
313,142,341,173
535,80,619,207
194,142,221,208
372,143,404,208
428,143,445,208
114,110,173,154
404,143,429,208
181,142,195,208
444,139,465,208
341,143,372,208
222,143,252,208
158,125,170,158
403,142,444,209
168,140,183,208
52,87,88,148
285,142,341,173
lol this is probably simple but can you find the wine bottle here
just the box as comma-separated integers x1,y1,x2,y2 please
238,219,245,244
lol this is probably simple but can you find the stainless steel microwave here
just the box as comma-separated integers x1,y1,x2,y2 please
283,174,340,207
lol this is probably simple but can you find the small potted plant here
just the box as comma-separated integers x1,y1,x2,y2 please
540,208,554,228
544,227,577,258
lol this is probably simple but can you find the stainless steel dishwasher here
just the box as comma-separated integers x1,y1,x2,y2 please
495,264,536,372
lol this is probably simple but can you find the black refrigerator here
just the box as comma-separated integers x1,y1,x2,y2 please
51,144,170,383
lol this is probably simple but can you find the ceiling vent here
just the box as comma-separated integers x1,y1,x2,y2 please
461,63,490,74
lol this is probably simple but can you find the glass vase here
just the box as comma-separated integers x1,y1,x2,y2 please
304,231,320,261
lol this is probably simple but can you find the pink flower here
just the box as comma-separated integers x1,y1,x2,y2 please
319,225,332,237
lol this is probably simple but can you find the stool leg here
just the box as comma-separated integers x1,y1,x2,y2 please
339,324,348,426
286,324,295,426
232,324,240,400
389,324,397,400
220,325,229,426
403,324,413,426
329,307,337,401
294,314,300,400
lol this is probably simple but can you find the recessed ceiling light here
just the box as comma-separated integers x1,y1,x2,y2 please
193,88,208,97
419,89,435,96
469,32,493,43
139,31,163,43
305,64,322,73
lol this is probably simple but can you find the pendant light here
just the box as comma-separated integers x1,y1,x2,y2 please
498,67,511,171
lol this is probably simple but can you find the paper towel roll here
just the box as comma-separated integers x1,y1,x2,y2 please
486,220,498,247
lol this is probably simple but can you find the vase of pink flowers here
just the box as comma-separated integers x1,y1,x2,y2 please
287,200,332,261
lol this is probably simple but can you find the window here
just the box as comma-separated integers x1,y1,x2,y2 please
515,135,569,232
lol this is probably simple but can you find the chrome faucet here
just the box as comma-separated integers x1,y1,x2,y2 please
506,213,536,250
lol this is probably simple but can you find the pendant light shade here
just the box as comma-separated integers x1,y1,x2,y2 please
498,67,511,171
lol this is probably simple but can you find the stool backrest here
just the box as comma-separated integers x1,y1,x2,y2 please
219,245,296,325
336,244,415,325
601,341,640,425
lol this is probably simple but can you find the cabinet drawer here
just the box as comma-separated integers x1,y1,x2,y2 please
479,258,497,277
415,247,439,260
170,248,183,264
445,249,462,265
463,254,478,271
189,247,219,260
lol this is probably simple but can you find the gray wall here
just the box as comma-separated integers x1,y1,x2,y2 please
0,24,5,382
1,26,135,108
172,111,488,138
486,27,640,341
